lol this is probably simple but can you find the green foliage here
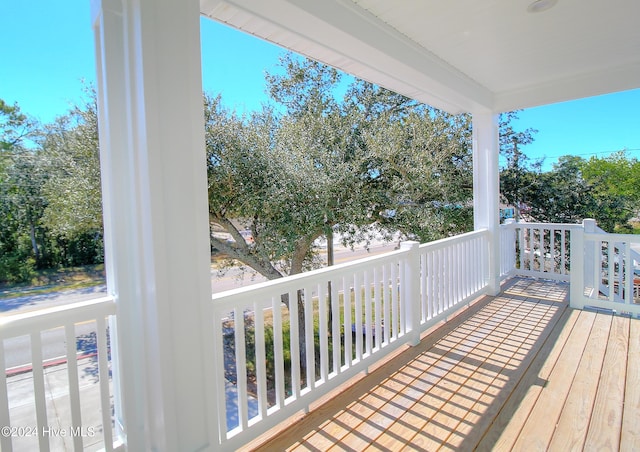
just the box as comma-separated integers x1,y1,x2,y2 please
363,104,474,241
0,101,45,281
0,93,104,284
498,111,540,221
579,151,639,231
499,111,638,233
0,99,33,151
40,93,103,239
1,56,541,285
581,151,640,207
3,243,37,282
207,54,481,281
501,151,638,232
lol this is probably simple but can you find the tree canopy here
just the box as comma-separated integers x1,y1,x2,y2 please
206,55,479,279
3,52,636,285
500,151,639,232
0,93,103,283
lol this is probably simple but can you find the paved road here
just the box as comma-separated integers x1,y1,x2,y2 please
3,322,100,370
0,285,108,316
1,242,398,370
0,241,398,314
211,242,398,293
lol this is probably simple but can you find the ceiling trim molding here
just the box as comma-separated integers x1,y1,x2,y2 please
493,62,640,112
201,0,494,114
201,0,640,114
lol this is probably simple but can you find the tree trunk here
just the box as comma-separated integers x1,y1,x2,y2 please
210,234,282,281
327,230,334,338
29,222,40,265
289,234,317,386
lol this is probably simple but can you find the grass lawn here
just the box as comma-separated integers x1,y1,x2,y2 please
0,265,106,299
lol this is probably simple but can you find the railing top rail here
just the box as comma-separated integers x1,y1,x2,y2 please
584,231,640,242
501,221,583,230
0,295,116,339
211,246,407,305
418,229,489,251
211,229,496,307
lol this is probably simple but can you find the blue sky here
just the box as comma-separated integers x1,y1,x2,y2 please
2,1,639,172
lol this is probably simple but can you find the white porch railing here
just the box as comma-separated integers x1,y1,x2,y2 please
502,219,640,316
571,219,640,316
5,221,635,450
0,297,120,452
500,219,579,282
418,229,491,327
210,229,491,450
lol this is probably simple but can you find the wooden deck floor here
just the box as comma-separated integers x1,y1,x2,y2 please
249,278,640,451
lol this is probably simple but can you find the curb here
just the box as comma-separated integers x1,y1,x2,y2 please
6,352,99,378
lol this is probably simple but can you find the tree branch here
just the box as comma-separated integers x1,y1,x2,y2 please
210,234,283,280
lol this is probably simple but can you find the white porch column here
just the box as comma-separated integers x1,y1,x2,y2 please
92,0,215,450
472,112,501,295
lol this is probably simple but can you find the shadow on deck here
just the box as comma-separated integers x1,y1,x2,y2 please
246,277,639,451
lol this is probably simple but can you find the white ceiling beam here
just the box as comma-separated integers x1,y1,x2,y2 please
202,0,640,114
494,62,640,112
201,0,494,114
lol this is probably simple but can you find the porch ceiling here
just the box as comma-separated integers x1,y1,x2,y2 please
200,0,640,114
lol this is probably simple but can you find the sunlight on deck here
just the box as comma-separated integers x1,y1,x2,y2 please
250,278,640,451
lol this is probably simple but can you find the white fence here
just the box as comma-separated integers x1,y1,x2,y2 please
571,220,640,316
500,220,578,282
210,229,491,450
12,221,638,450
502,219,640,316
418,229,490,326
0,297,119,452
2,221,635,451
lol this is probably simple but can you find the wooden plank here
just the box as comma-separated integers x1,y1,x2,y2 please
249,281,575,452
511,310,597,451
369,331,476,449
386,296,534,450
621,318,640,451
412,339,494,449
449,299,566,450
584,315,630,451
250,295,483,452
349,298,504,450
476,308,581,451
344,346,446,450
547,312,611,451
437,298,550,449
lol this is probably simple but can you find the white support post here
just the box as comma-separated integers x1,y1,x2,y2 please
400,241,421,346
472,112,500,295
582,218,597,293
503,218,517,278
570,223,586,309
92,0,216,450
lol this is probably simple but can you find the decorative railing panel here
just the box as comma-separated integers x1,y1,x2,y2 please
501,221,579,282
503,219,639,316
16,221,638,450
0,297,119,452
210,230,492,449
571,223,640,316
210,249,412,449
418,230,490,328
